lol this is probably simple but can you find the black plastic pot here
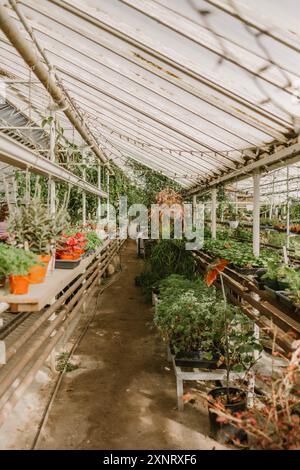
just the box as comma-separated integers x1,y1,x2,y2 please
0,275,5,288
276,291,300,316
82,249,95,258
55,259,81,269
208,387,247,443
175,350,220,369
264,285,278,299
229,264,266,275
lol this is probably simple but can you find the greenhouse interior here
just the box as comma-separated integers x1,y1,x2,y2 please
0,0,299,455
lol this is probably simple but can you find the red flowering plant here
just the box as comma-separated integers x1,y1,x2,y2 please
56,231,87,259
210,343,300,449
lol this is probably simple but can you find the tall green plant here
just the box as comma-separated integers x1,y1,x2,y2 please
9,195,69,255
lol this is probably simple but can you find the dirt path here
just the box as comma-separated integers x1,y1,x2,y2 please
37,241,222,450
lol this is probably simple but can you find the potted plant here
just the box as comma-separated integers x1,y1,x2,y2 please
154,276,225,368
8,197,68,283
0,244,39,294
205,259,262,442
258,261,290,294
155,274,261,370
56,232,87,260
209,345,300,449
226,203,239,229
84,230,103,255
276,266,300,315
202,238,278,274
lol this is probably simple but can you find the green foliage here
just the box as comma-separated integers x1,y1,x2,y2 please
126,159,182,207
290,201,300,223
202,238,279,268
148,239,196,278
283,266,300,291
137,239,197,300
56,352,79,373
262,262,300,291
225,202,238,221
15,172,48,204
154,274,262,370
0,244,38,276
85,231,103,251
9,196,69,254
234,227,252,241
109,163,142,209
262,260,282,281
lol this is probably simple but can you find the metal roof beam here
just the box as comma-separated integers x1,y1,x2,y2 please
0,3,108,165
0,133,108,198
46,0,292,132
189,141,300,194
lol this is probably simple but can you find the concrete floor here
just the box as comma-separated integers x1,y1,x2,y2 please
36,241,224,450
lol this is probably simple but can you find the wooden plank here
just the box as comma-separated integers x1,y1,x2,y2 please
195,249,300,351
0,241,111,312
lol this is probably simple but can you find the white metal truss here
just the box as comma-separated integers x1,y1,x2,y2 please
0,0,300,190
0,133,108,198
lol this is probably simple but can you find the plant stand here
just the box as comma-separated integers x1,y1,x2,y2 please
169,350,247,411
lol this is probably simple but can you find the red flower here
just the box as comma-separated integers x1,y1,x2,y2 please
205,259,228,287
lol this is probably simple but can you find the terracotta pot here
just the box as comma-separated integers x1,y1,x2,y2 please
9,275,30,295
28,254,51,284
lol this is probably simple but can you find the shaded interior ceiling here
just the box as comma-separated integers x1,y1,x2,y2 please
0,0,300,189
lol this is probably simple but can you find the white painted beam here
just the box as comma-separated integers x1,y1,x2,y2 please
0,133,108,198
253,171,260,257
190,142,300,193
211,188,217,240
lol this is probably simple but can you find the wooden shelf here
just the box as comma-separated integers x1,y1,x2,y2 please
0,241,110,313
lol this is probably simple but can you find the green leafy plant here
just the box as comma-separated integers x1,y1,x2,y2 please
261,262,299,293
205,260,262,401
56,352,79,373
8,195,69,255
85,231,103,252
154,274,261,371
137,239,196,301
0,244,38,276
225,202,238,221
202,239,279,268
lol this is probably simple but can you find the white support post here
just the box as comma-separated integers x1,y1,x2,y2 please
250,171,261,407
97,163,102,222
211,188,217,240
286,166,290,249
49,110,56,215
106,171,110,225
82,151,87,225
253,171,260,258
192,194,197,226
